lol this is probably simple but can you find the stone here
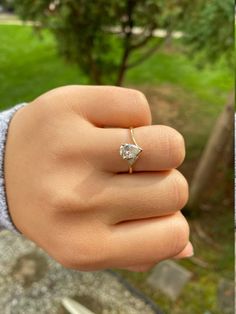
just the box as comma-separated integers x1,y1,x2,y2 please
218,279,234,314
120,144,142,164
147,260,192,301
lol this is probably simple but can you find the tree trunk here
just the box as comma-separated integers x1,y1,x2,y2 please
116,48,130,86
224,127,234,167
115,0,135,86
188,93,234,209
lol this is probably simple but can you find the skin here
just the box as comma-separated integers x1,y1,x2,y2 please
4,85,192,272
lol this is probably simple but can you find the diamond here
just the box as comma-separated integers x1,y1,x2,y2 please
120,144,142,165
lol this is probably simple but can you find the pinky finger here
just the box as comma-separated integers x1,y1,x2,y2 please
173,241,194,259
121,241,194,272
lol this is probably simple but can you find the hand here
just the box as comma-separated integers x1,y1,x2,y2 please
5,85,192,271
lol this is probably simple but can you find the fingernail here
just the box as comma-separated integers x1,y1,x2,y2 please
174,241,194,259
183,242,194,257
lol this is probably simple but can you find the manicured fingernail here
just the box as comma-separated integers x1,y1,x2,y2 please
174,241,194,259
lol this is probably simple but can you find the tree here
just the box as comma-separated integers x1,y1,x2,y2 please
184,0,234,209
12,0,192,85
10,1,235,85
12,0,234,85
189,94,234,209
183,0,234,64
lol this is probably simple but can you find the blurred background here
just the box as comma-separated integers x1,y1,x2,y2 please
0,1,234,313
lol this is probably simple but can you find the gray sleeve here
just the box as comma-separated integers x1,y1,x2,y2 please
0,103,27,234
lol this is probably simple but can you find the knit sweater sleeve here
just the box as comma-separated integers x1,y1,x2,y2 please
0,103,26,234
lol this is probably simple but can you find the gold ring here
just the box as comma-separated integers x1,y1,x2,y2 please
119,127,143,174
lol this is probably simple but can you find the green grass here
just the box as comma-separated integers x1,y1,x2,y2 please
0,25,88,109
127,46,233,108
0,25,233,109
0,24,234,314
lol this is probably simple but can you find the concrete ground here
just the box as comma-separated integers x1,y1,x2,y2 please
0,230,158,314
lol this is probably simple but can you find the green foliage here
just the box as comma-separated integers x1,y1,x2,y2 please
11,0,189,84
183,0,234,64
10,0,236,84
1,0,15,11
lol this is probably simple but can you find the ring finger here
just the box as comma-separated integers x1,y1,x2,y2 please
88,125,185,173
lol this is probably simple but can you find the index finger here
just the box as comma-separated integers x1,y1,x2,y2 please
68,85,152,127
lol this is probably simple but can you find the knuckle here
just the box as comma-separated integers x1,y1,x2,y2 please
46,180,98,214
171,170,189,210
48,189,78,212
50,192,68,210
45,178,94,213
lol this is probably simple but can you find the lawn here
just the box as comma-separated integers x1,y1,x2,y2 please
0,25,233,109
0,24,234,314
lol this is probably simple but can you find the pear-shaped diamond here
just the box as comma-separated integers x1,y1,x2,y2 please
120,144,142,165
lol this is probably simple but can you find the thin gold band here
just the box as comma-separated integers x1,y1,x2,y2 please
129,127,135,174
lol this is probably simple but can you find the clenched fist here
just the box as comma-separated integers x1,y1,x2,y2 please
4,86,192,271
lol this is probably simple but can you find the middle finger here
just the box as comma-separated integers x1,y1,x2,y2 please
94,169,188,225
